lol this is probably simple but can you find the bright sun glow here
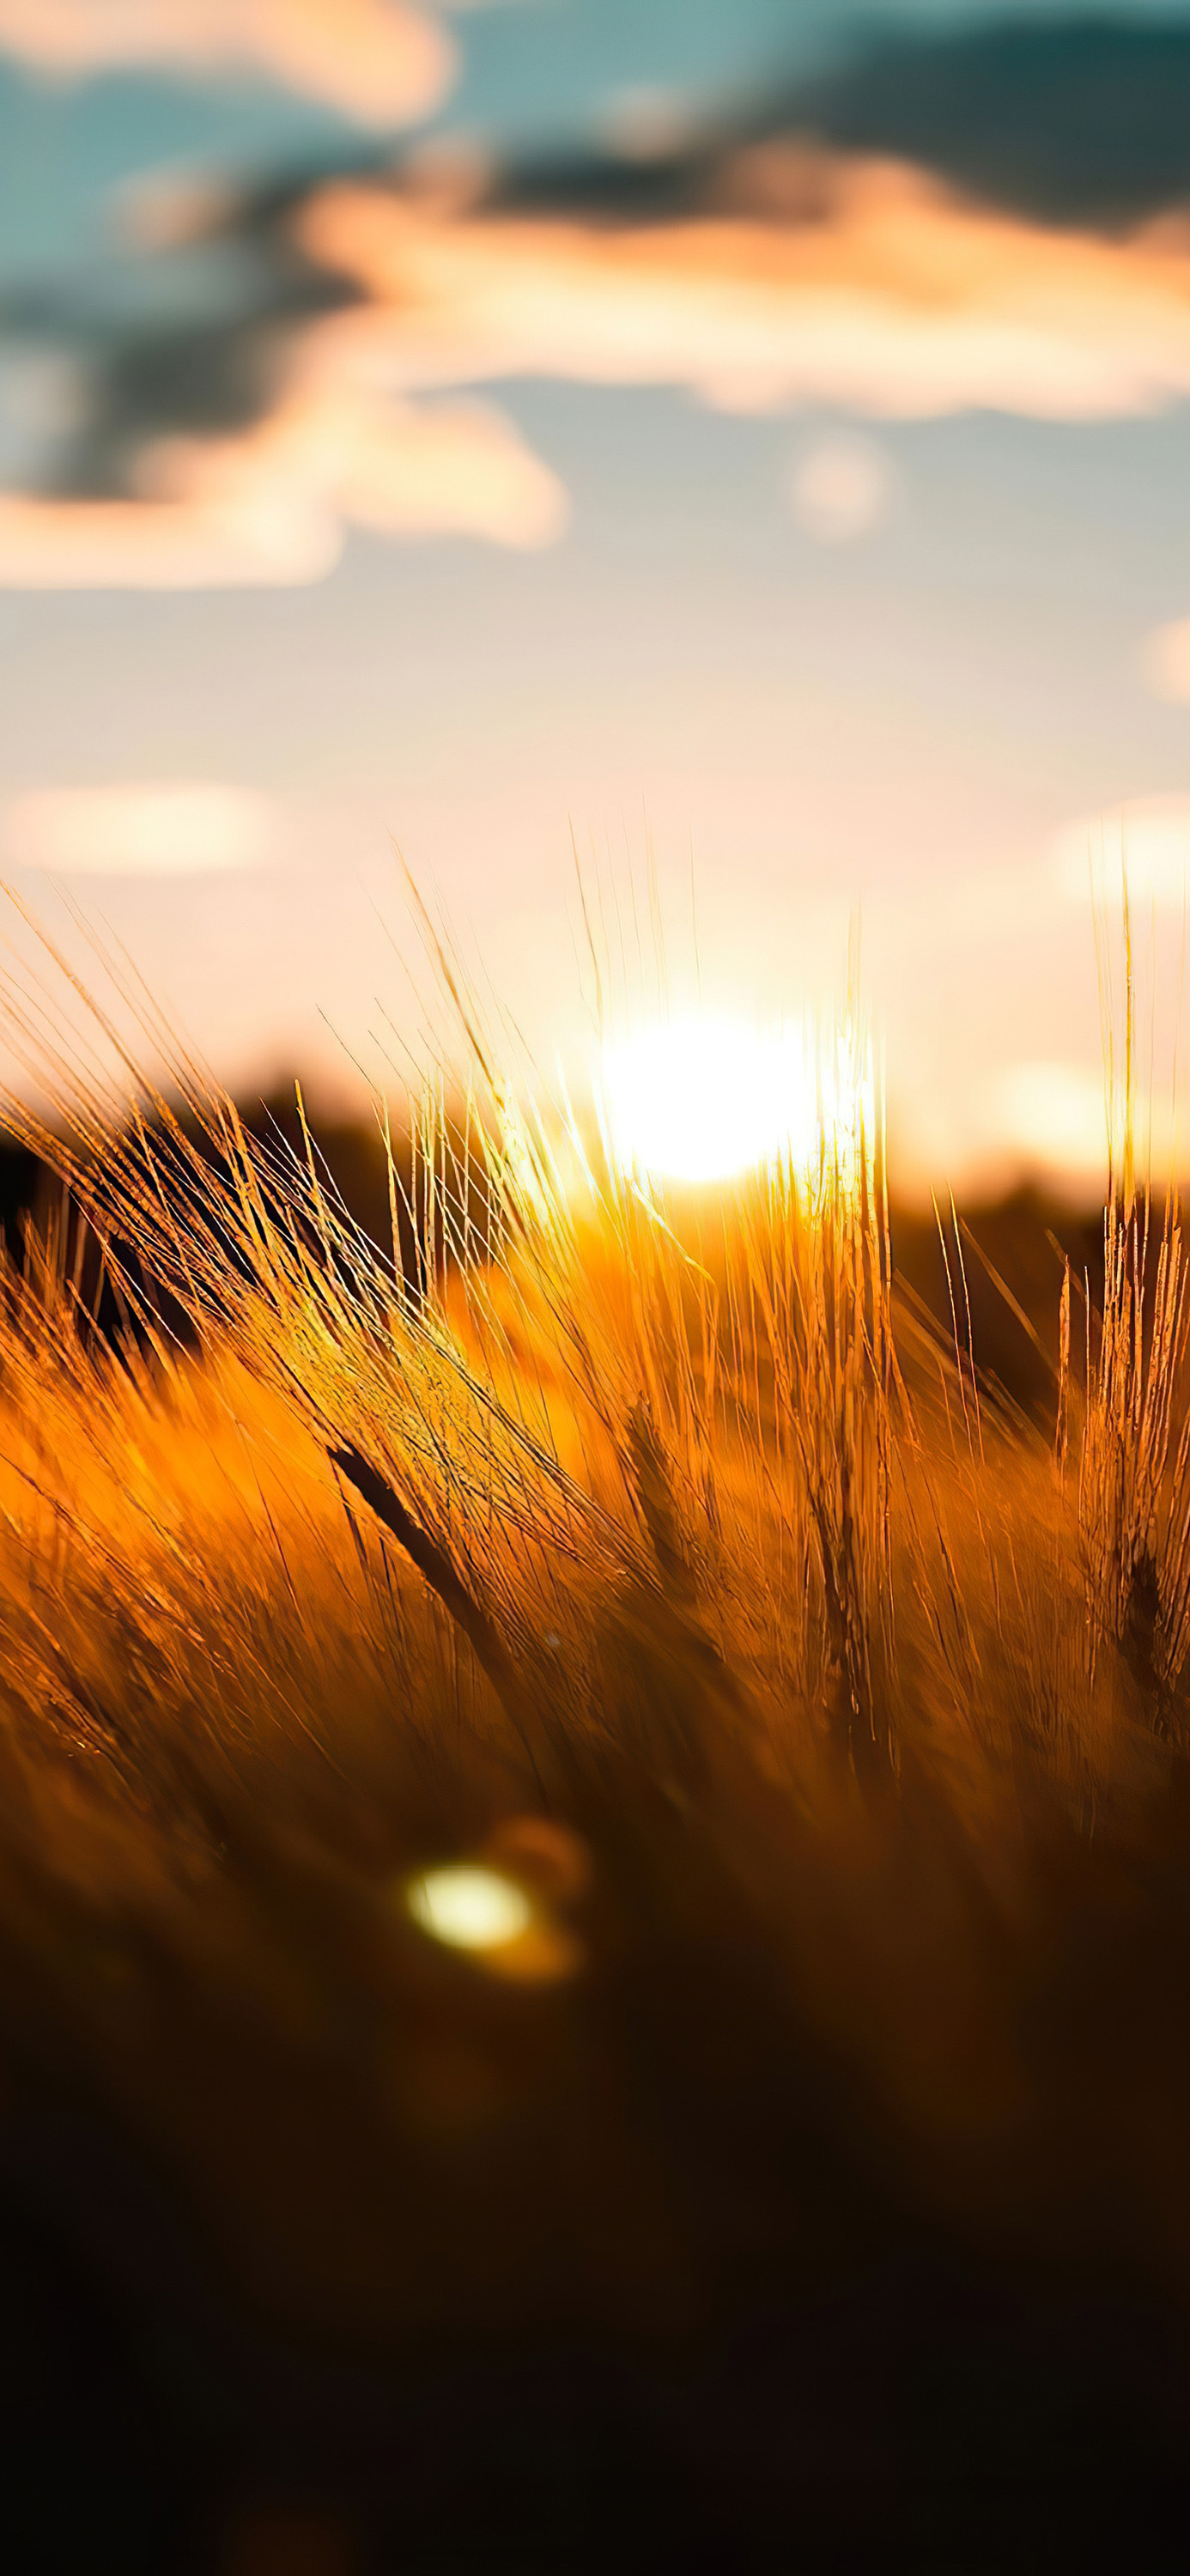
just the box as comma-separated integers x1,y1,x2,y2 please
404,1864,534,1951
600,1015,832,1184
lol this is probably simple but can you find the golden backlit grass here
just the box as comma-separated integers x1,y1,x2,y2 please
0,902,1189,2356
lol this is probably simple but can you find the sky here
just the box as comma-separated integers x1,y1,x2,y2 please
4,2,1190,1194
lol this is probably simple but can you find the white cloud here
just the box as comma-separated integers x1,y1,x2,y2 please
1143,617,1190,703
0,361,568,588
789,433,893,544
313,380,569,547
991,1055,1183,1185
0,0,453,123
3,782,276,876
993,1060,1110,1178
1051,796,1190,910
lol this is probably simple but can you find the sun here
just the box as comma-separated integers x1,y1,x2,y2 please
598,1014,823,1185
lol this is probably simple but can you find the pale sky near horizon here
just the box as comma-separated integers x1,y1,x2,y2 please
3,2,1190,1195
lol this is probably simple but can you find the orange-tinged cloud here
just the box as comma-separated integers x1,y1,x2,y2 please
1144,617,1190,702
0,362,568,586
1051,796,1190,908
4,782,276,876
301,154,1190,420
0,491,338,588
11,142,1190,592
0,0,452,124
301,376,570,547
991,1057,1183,1185
993,1060,1109,1176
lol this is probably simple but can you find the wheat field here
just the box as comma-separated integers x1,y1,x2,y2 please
1,898,1188,2567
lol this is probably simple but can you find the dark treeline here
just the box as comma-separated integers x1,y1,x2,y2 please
0,1091,504,1354
0,1106,1108,1413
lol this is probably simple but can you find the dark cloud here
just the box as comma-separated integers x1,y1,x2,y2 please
61,319,289,499
1,166,368,501
488,17,1190,235
6,15,1190,542
482,138,725,227
790,16,1190,232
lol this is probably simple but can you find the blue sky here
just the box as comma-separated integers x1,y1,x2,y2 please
3,2,1190,1192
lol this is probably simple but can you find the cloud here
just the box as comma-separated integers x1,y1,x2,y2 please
298,153,1190,424
3,782,277,876
0,489,334,587
304,368,569,547
0,353,568,586
0,0,453,125
791,20,1190,234
1051,796,1190,910
481,20,1190,237
789,432,892,544
15,51,1190,592
991,1053,1182,1187
1143,617,1190,703
992,1060,1112,1182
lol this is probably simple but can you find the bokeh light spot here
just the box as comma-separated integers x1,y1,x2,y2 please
404,1863,534,1951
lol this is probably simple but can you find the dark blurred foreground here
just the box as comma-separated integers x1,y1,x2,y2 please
3,2099,1188,2575
3,1781,1190,2576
